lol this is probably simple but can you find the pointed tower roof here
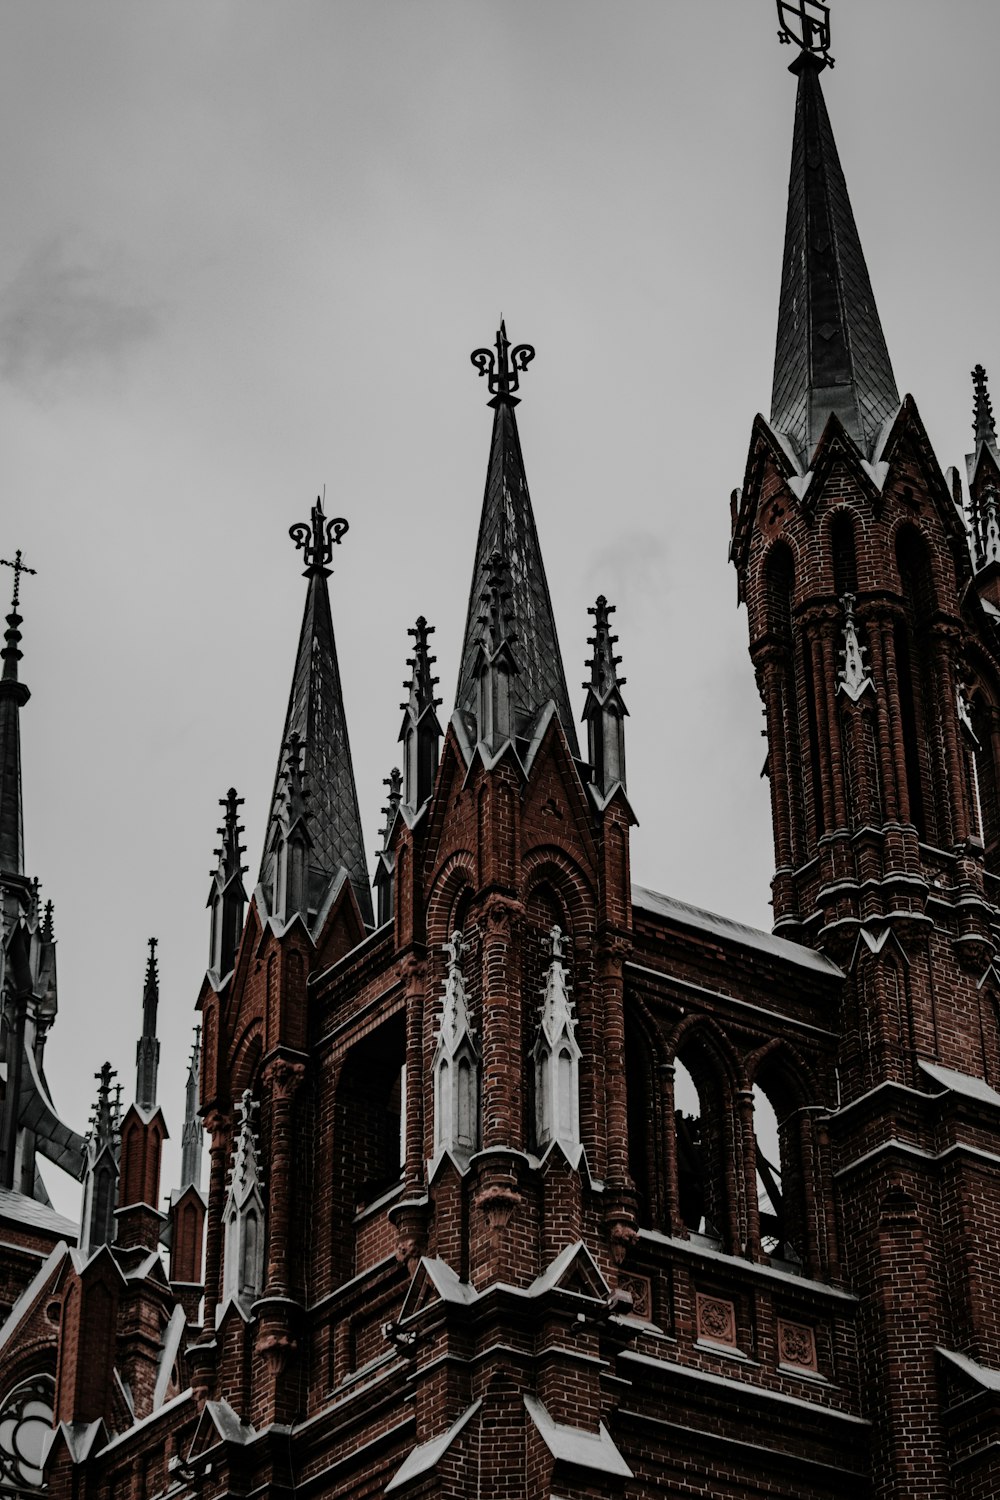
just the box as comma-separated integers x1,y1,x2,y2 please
260,498,373,927
770,51,899,463
456,324,579,757
135,938,160,1112
180,1025,202,1191
0,550,35,880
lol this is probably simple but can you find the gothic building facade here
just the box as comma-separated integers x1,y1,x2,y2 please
2,24,1000,1500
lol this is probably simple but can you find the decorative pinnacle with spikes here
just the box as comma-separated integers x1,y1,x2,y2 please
144,936,159,992
379,768,402,849
0,551,34,688
90,1062,118,1149
401,617,442,717
288,495,349,578
776,0,834,65
584,596,626,696
479,550,516,656
973,365,998,448
282,731,309,825
470,320,535,408
213,787,247,884
41,900,54,943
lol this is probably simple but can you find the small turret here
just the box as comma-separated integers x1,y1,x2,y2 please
181,1025,202,1191
135,937,160,1112
80,1063,120,1256
582,595,628,804
207,787,247,980
399,617,442,812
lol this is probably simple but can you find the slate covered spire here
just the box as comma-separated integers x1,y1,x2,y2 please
0,551,35,885
770,52,899,464
456,324,579,756
582,595,628,801
135,937,160,1112
260,497,373,928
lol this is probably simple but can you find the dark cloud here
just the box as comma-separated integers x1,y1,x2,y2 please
0,235,158,391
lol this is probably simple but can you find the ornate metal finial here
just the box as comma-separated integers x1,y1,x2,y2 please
973,364,998,448
470,320,535,407
776,0,834,65
289,496,349,578
0,549,36,612
145,935,159,985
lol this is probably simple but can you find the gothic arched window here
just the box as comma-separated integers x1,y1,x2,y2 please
0,1375,54,1493
751,1061,811,1270
895,528,939,841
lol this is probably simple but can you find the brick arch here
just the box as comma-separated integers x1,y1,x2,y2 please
889,517,944,605
230,1026,263,1099
425,850,476,949
665,1013,746,1095
623,993,668,1230
746,1037,820,1115
664,1015,745,1251
521,846,595,928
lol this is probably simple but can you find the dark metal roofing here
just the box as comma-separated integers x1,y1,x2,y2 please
770,53,899,463
260,571,373,927
455,399,579,757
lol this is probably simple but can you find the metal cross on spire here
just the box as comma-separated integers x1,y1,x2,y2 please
0,550,36,610
288,497,349,578
776,0,834,65
470,320,535,407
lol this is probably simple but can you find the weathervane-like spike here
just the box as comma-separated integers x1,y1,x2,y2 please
0,549,37,611
288,495,349,578
776,0,834,65
470,320,536,408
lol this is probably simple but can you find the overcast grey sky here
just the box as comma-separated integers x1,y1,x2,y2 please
6,1,998,1216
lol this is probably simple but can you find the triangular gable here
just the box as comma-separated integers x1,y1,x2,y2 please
0,1240,69,1360
520,713,600,869
398,1256,479,1325
385,1399,482,1493
528,1240,611,1303
188,1398,256,1459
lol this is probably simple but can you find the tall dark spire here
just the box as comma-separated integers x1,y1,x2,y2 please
973,364,998,454
260,497,373,928
770,51,899,463
135,938,160,1112
80,1062,120,1255
456,325,579,756
0,551,35,881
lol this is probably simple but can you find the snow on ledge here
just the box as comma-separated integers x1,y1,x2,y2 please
920,1059,1000,1109
632,884,842,977
523,1394,632,1477
385,1400,481,1492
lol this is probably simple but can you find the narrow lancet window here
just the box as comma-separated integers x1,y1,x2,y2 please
532,925,582,1159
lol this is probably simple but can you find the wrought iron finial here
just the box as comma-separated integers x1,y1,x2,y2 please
776,0,834,65
289,496,349,578
0,549,36,611
470,320,535,407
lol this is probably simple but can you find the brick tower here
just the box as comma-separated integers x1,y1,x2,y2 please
2,7,1000,1500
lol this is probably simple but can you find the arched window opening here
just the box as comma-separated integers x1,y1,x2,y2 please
674,1049,727,1247
752,1075,807,1268
895,528,940,841
331,1012,407,1279
0,1375,55,1493
674,1057,713,1237
765,544,794,640
624,1015,658,1230
831,512,858,599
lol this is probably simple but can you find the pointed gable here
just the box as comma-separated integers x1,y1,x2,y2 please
456,327,579,756
771,53,898,464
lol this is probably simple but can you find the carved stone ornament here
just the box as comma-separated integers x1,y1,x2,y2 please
836,594,874,702
617,1272,652,1321
475,1183,521,1233
264,1056,306,1101
696,1292,737,1347
777,1317,818,1371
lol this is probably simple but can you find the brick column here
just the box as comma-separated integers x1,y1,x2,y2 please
201,1109,230,1333
599,931,636,1261
262,1055,305,1297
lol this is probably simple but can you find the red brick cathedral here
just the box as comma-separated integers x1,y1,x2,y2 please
2,19,1000,1500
